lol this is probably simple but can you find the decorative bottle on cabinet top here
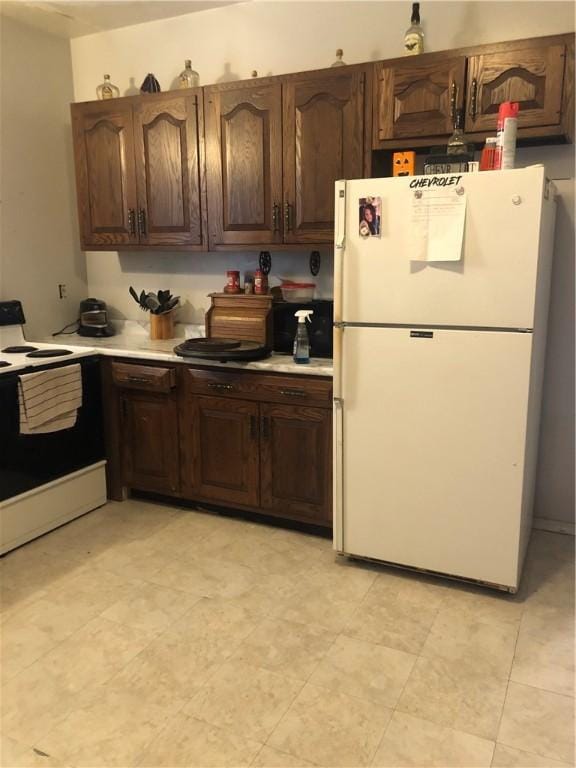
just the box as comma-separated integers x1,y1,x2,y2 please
446,109,468,155
140,73,161,93
331,49,346,67
96,74,120,100
404,3,424,55
179,60,200,88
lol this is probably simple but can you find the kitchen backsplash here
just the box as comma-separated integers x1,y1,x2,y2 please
86,250,334,325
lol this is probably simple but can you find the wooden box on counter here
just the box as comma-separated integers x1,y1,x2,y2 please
205,293,273,346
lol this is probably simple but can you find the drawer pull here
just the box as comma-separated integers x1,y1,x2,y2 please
138,208,147,238
262,415,270,439
208,383,234,391
284,202,292,232
450,80,457,125
279,388,306,397
127,376,154,385
128,208,136,237
469,78,478,120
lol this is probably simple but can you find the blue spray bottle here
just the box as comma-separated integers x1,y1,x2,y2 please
293,309,314,364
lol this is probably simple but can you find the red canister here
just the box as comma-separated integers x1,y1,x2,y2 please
254,269,268,295
225,270,240,294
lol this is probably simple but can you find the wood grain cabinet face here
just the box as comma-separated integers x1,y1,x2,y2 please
183,395,260,507
72,91,206,250
283,69,367,243
120,392,180,494
71,101,138,247
260,403,332,524
374,57,466,143
205,82,283,246
133,93,205,247
465,44,566,133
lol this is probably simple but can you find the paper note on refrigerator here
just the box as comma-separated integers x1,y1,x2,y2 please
410,187,467,262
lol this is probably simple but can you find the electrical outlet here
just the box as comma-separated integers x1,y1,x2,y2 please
58,284,67,299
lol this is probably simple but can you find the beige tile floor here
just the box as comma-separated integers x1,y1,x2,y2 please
0,500,574,768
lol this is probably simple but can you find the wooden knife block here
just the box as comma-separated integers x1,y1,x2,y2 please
205,293,273,346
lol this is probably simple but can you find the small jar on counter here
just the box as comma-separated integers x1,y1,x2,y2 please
224,270,240,294
244,274,254,294
254,269,268,295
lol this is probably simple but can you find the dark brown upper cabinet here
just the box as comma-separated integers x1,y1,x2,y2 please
204,80,283,247
283,67,369,244
133,92,206,247
372,34,573,149
71,100,139,247
205,67,370,248
71,90,207,250
465,41,566,134
374,56,466,146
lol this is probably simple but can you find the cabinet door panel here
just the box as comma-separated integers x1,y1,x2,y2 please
260,403,331,525
121,393,179,494
134,92,206,247
71,101,138,247
205,82,282,246
375,57,466,142
466,44,565,132
283,68,366,243
183,396,260,507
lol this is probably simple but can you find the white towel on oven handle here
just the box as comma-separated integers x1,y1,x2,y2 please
18,364,82,434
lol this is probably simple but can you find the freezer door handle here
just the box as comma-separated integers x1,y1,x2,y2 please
334,181,346,328
335,183,346,249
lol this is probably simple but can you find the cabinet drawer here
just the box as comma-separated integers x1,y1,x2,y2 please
184,367,332,407
111,362,176,393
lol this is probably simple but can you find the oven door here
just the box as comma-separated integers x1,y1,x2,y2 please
0,356,105,501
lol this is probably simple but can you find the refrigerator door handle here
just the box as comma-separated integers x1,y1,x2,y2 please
333,395,344,552
333,180,346,552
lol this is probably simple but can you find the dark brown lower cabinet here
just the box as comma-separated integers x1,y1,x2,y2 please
120,391,180,494
105,359,332,527
260,403,332,524
181,395,260,507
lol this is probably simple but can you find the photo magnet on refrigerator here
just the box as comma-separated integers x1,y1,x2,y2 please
359,197,382,238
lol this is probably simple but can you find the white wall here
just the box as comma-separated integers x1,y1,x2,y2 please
70,1,575,99
70,1,575,526
0,15,87,338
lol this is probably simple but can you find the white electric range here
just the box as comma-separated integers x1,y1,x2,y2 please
0,300,106,555
0,321,95,374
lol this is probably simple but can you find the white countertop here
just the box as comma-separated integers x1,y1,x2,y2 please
38,323,333,378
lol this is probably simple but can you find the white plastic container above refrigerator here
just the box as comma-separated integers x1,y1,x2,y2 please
333,167,557,591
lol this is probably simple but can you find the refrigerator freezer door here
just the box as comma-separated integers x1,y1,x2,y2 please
338,326,532,588
340,167,548,329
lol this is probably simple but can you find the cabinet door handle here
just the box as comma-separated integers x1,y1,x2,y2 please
208,382,234,391
284,202,292,232
262,415,270,439
272,203,280,232
250,414,257,439
450,80,457,125
138,208,147,237
469,78,478,120
128,208,136,236
279,388,306,398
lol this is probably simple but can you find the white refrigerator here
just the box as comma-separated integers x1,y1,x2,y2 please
333,166,557,592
